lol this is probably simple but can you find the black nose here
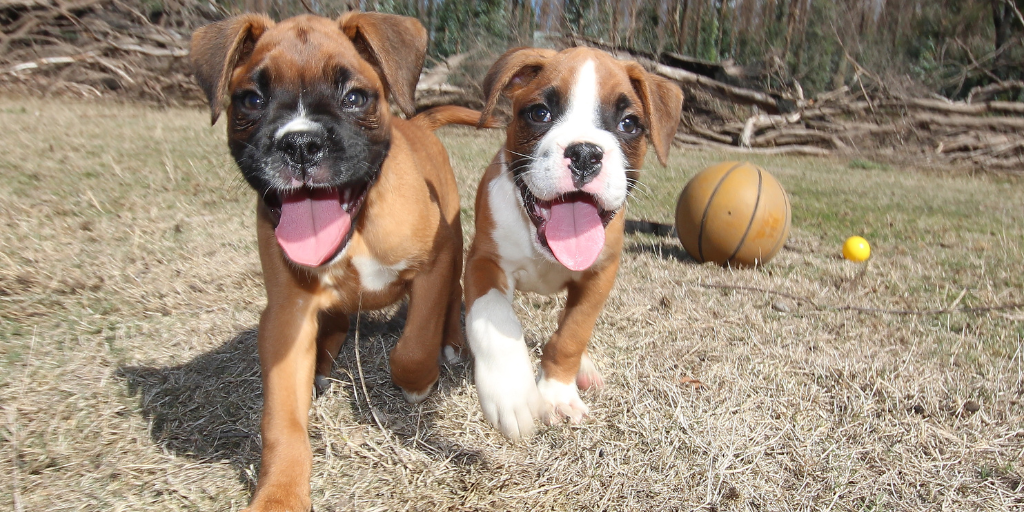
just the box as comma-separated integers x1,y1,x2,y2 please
564,142,604,187
277,131,326,167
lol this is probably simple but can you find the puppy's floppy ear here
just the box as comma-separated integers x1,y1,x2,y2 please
190,14,274,125
478,47,557,128
339,12,427,118
624,63,684,165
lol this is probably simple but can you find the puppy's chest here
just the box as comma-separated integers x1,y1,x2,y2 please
318,250,412,308
510,258,575,295
487,173,577,295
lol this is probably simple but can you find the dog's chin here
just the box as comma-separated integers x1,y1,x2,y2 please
517,182,617,261
262,179,373,268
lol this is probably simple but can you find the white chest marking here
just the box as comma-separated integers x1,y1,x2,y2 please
488,156,577,296
351,256,407,292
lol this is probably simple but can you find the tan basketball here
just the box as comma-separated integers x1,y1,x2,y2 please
675,161,791,267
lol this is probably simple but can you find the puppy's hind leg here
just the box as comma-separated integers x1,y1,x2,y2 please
576,350,604,391
313,309,349,396
440,215,467,364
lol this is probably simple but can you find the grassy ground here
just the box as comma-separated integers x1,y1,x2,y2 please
1,96,1022,511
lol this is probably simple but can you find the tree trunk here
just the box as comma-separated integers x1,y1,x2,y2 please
625,0,640,48
692,0,704,56
563,0,585,36
791,0,810,76
993,0,1015,51
832,52,849,90
676,0,689,55
610,0,620,46
716,0,728,57
783,0,800,61
510,0,534,46
246,0,270,14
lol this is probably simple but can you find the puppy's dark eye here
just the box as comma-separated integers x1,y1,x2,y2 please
527,105,552,123
617,115,641,134
342,90,368,109
238,92,265,112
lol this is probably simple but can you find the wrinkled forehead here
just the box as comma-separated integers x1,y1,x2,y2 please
521,48,639,108
233,16,379,89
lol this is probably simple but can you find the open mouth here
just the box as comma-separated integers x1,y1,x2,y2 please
263,181,370,268
518,183,616,271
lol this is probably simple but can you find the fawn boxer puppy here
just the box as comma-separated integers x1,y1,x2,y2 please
191,13,471,511
464,47,683,440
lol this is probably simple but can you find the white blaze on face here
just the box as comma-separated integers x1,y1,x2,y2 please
274,102,322,140
524,59,629,211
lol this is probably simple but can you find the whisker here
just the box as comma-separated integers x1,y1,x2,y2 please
625,178,653,200
506,149,539,161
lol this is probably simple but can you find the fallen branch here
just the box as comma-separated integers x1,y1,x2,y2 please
4,51,98,73
905,97,1024,115
675,133,832,156
967,80,1024,104
753,128,847,150
652,62,786,113
740,112,801,147
914,112,1024,131
564,34,787,113
418,52,469,90
109,41,188,57
685,123,734,144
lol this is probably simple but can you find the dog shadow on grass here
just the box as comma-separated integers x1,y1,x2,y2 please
622,219,694,263
117,303,482,491
624,239,693,262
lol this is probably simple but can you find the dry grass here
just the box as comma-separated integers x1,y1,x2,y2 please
1,96,1022,511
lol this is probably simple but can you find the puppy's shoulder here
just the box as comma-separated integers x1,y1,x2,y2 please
390,116,444,156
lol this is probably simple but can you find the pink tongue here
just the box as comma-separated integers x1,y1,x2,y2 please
275,189,352,267
545,198,605,271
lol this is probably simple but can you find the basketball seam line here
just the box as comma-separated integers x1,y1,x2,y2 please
726,167,763,265
697,162,744,263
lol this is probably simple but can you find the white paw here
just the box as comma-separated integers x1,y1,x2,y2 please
442,345,462,364
467,289,546,440
537,376,589,424
474,353,544,440
575,352,604,391
400,378,435,404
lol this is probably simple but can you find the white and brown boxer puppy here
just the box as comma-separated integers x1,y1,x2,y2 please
463,47,683,440
191,13,474,511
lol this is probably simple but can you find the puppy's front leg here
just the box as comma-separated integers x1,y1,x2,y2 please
248,293,320,512
465,257,546,440
538,254,620,425
389,246,458,403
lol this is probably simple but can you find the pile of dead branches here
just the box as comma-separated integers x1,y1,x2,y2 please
675,84,1024,170
565,35,1024,171
0,0,220,103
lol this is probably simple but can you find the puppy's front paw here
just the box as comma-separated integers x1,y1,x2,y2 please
474,355,545,441
537,376,589,425
243,486,311,512
442,344,464,364
575,352,604,391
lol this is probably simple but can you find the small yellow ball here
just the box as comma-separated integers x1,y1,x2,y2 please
843,236,871,262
